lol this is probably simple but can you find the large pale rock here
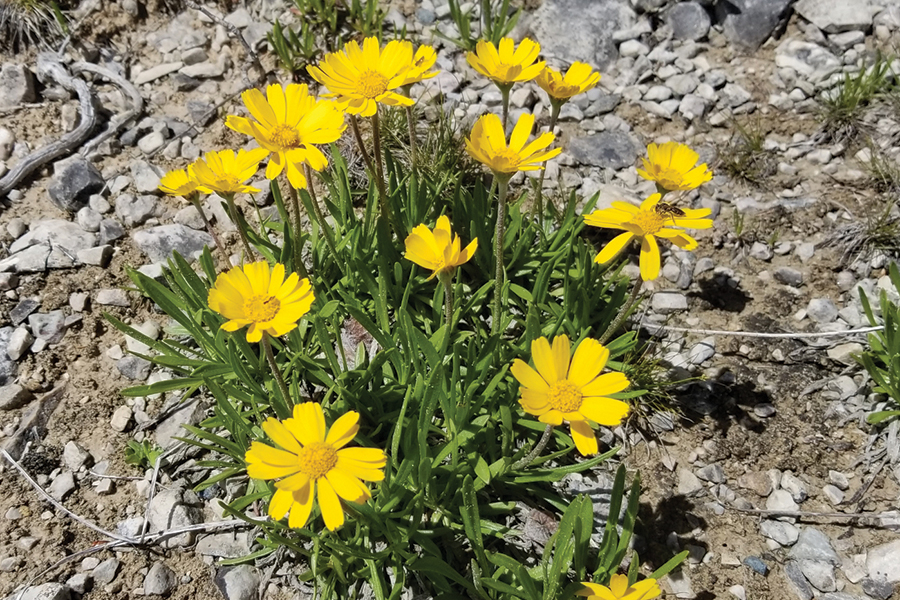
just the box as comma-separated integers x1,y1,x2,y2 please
795,0,880,33
532,0,635,69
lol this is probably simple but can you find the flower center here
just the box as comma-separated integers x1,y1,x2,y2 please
358,70,389,98
296,441,338,479
492,148,521,173
630,210,666,235
243,295,281,323
655,167,685,189
270,124,300,150
548,379,583,412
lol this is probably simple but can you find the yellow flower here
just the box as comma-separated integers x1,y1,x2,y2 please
396,44,440,87
158,165,201,197
577,575,662,600
466,38,545,86
584,193,713,281
226,83,346,190
465,113,561,175
245,402,387,531
404,215,478,280
636,141,713,192
536,62,601,103
191,148,269,196
307,37,416,117
207,261,314,343
511,335,630,456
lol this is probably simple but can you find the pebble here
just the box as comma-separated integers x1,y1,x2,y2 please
790,527,840,564
759,519,799,546
47,155,104,212
29,311,67,344
619,39,649,57
753,403,776,417
677,468,705,496
688,337,716,364
115,194,158,227
766,489,799,514
117,355,152,380
781,471,808,502
0,64,36,109
133,61,183,85
81,557,100,571
6,328,34,361
144,562,177,596
806,298,838,324
567,130,639,169
69,292,90,312
651,292,689,313
49,471,76,502
0,556,23,572
785,560,815,600
696,463,726,483
860,578,894,600
866,539,900,583
7,217,27,238
737,471,774,497
795,242,816,262
110,405,133,432
828,470,850,491
774,267,803,287
827,342,864,365
92,558,121,585
668,1,711,41
76,207,102,232
66,573,92,594
148,487,202,547
131,160,164,194
63,441,92,471
728,585,746,600
132,224,215,263
16,583,71,600
743,555,768,576
797,559,836,592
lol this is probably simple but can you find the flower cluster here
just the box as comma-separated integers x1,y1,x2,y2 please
148,29,704,594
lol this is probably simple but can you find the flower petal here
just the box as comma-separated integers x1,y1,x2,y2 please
569,420,598,455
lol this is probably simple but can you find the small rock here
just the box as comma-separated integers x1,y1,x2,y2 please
860,578,894,600
790,527,840,565
116,355,151,380
774,267,803,287
781,472,808,502
822,484,844,505
144,562,177,596
0,556,23,572
827,342,864,365
652,292,689,313
794,0,879,33
738,471,774,497
728,585,746,600
743,555,768,575
0,64,37,109
754,403,776,417
99,219,126,245
66,573,91,594
668,2,711,40
760,520,800,546
17,583,71,600
132,225,215,263
567,130,639,169
77,245,113,267
115,194,158,227
797,559,836,592
749,241,773,261
866,539,900,583
138,131,167,155
47,155,104,212
766,489,799,513
49,471,76,502
806,149,832,164
828,470,850,491
95,479,115,495
785,560,814,600
76,207,102,232
696,463,726,483
110,405,132,432
130,160,164,194
92,558,121,585
688,337,716,364
133,62,183,85
806,298,838,324
677,468,705,496
6,328,34,361
214,565,260,600
29,311,67,343
619,39,649,57
63,441,91,471
96,289,130,307
69,292,89,312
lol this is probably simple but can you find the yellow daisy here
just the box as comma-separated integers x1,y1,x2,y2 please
536,62,601,103
583,193,713,281
191,148,269,196
207,261,314,343
466,38,545,86
225,83,346,190
245,402,387,531
511,335,630,456
307,37,416,117
404,215,478,280
396,44,440,87
465,113,561,175
158,165,201,197
577,575,662,600
637,141,713,192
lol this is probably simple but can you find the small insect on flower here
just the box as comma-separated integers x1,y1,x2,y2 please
653,201,686,221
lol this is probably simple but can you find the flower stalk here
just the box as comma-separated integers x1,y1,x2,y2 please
261,334,292,410
285,184,310,280
439,271,454,328
491,174,510,336
599,276,643,345
223,193,255,261
405,104,418,168
304,164,339,261
187,194,230,268
511,424,554,470
533,101,561,228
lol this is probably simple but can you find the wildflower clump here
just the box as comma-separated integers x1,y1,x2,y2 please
404,216,477,281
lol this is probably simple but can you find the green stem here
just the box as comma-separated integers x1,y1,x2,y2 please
534,102,561,229
189,194,230,268
223,193,254,262
262,335,292,411
511,425,554,470
405,104,418,170
598,276,644,345
305,164,339,260
440,271,454,329
500,84,511,132
349,114,377,176
286,184,310,280
491,175,510,336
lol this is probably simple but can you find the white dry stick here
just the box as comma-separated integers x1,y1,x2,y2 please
641,323,883,339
